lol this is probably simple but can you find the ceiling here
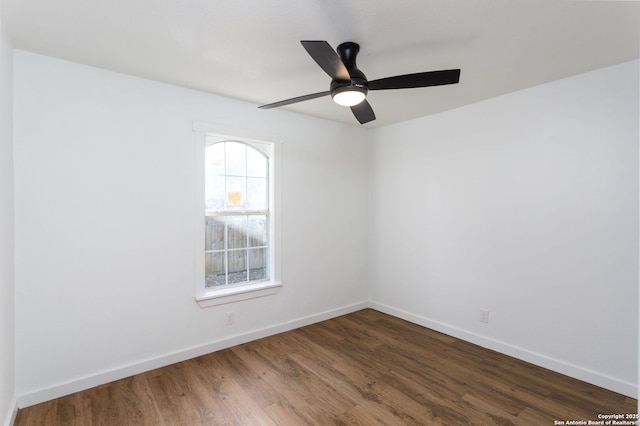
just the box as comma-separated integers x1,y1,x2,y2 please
3,0,639,127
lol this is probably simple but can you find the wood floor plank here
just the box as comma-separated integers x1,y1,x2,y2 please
262,400,317,426
210,348,288,411
55,392,90,426
14,309,638,425
110,375,164,426
212,376,277,426
13,399,56,425
231,342,314,411
178,357,237,424
460,393,525,426
144,362,205,425
516,406,557,425
233,338,355,417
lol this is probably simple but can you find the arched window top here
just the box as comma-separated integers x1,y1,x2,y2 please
205,140,269,212
206,140,268,175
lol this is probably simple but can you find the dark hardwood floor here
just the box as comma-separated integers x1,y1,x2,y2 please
14,309,637,425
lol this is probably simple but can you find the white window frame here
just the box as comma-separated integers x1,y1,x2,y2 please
194,123,282,307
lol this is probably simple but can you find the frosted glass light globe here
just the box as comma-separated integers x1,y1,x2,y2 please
332,90,366,107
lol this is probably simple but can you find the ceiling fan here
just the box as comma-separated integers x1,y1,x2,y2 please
259,40,461,124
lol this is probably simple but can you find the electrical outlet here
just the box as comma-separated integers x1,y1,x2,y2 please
480,309,489,323
225,312,235,325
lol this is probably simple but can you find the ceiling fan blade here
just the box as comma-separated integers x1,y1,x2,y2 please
301,40,351,82
258,91,330,109
351,100,376,124
368,69,461,90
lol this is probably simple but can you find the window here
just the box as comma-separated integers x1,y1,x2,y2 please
194,125,281,307
205,141,269,287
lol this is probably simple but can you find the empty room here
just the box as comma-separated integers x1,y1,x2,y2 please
1,1,638,425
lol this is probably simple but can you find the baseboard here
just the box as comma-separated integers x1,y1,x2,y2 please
368,301,638,398
16,299,637,408
3,397,17,426
16,301,368,408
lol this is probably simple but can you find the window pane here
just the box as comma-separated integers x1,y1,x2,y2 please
248,215,267,247
227,216,247,249
205,174,225,210
227,249,247,284
249,248,268,281
225,142,246,176
247,147,267,178
225,176,246,210
228,270,248,284
205,252,226,287
246,177,267,210
201,139,272,292
205,143,225,175
205,216,225,250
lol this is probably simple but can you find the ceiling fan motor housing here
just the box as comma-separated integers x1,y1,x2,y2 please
330,42,368,99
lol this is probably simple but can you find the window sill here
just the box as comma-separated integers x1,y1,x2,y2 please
196,281,282,307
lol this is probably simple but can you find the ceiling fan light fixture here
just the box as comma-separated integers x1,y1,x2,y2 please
331,85,367,107
259,40,461,125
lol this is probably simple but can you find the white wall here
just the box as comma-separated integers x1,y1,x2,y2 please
13,50,369,405
0,6,16,425
369,60,639,396
11,48,639,406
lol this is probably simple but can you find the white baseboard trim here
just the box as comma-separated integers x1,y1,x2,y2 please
15,300,637,408
368,301,638,398
3,397,17,426
17,301,368,408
